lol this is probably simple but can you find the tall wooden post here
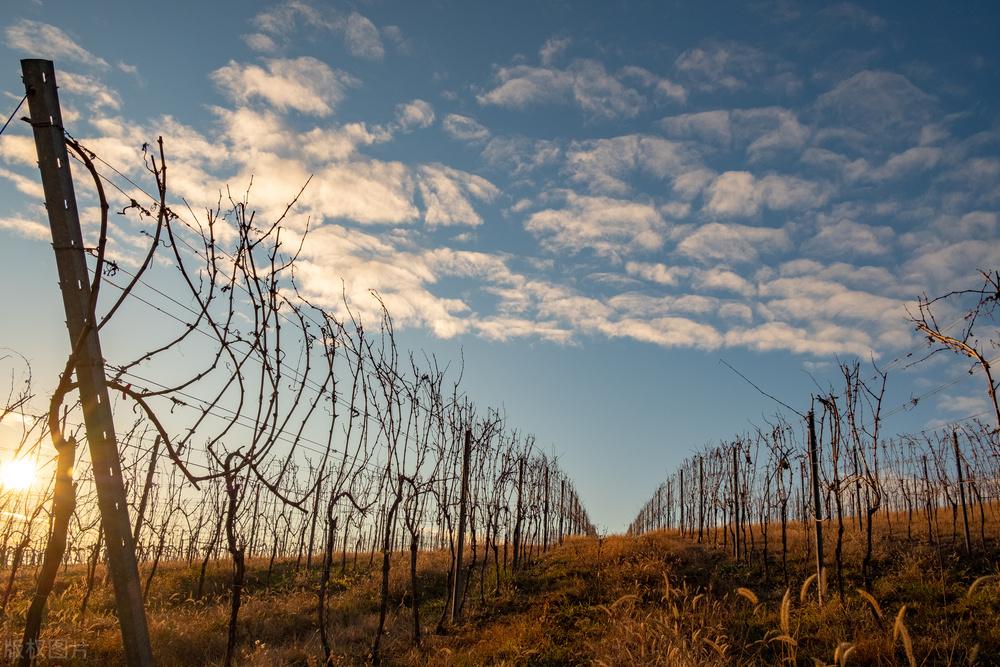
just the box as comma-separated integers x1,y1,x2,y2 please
451,428,472,621
698,455,704,543
512,455,525,568
733,444,740,560
21,59,153,665
807,409,825,604
953,431,972,554
922,455,934,546
667,479,672,529
679,469,685,537
558,479,565,545
542,463,550,552
656,485,661,530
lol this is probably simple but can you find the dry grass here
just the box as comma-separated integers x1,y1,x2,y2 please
0,508,999,664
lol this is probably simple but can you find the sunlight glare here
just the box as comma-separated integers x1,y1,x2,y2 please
0,459,35,492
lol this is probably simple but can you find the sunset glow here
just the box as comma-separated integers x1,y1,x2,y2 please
0,459,35,492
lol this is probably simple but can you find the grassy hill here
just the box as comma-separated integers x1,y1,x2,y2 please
2,508,999,665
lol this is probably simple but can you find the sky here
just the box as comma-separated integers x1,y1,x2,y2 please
0,0,998,530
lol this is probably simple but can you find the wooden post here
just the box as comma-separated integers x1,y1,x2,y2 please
666,479,672,529
558,479,565,545
132,435,160,547
451,428,472,621
953,431,972,554
21,59,153,665
698,455,704,544
733,444,740,560
922,455,934,546
512,455,525,569
807,409,825,604
542,463,550,552
656,485,662,531
679,469,685,537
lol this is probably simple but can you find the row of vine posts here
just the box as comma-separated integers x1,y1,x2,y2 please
0,58,596,665
629,265,1000,604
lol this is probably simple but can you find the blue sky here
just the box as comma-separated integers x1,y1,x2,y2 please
1,0,998,530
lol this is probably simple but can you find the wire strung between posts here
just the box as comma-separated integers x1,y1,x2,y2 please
62,144,459,463
63,137,466,428
0,93,27,137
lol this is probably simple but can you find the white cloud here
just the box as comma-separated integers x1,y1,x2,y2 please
243,32,279,52
540,36,571,65
759,276,906,323
299,121,392,161
732,107,808,159
4,12,985,368
564,135,697,196
660,110,732,147
294,225,469,338
58,71,121,111
525,192,667,257
868,146,942,180
624,261,690,286
953,211,996,237
705,171,757,216
343,12,384,60
307,160,418,224
675,40,798,95
417,164,499,227
619,66,687,104
214,151,418,226
693,269,756,296
723,321,874,356
478,64,568,108
0,168,44,199
936,392,990,417
901,240,1000,290
4,20,108,69
705,171,826,217
672,168,717,201
211,57,356,116
814,70,934,147
478,58,646,120
806,218,893,257
482,136,561,176
442,114,491,143
0,136,39,168
249,2,385,60
0,215,49,240
677,222,790,263
394,100,435,131
777,259,903,295
660,107,807,159
601,315,723,349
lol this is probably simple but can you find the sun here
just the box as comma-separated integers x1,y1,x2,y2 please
0,460,36,492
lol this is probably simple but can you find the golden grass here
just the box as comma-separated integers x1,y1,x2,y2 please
0,504,998,664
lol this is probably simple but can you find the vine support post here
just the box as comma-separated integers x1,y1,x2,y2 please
953,431,972,554
451,428,472,622
512,455,525,569
807,408,825,605
698,455,704,544
679,469,685,538
558,479,565,545
21,58,153,665
542,463,550,552
732,445,740,560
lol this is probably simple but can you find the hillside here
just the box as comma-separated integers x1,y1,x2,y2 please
3,513,998,665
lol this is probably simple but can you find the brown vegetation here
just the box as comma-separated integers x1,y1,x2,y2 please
1,504,997,665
